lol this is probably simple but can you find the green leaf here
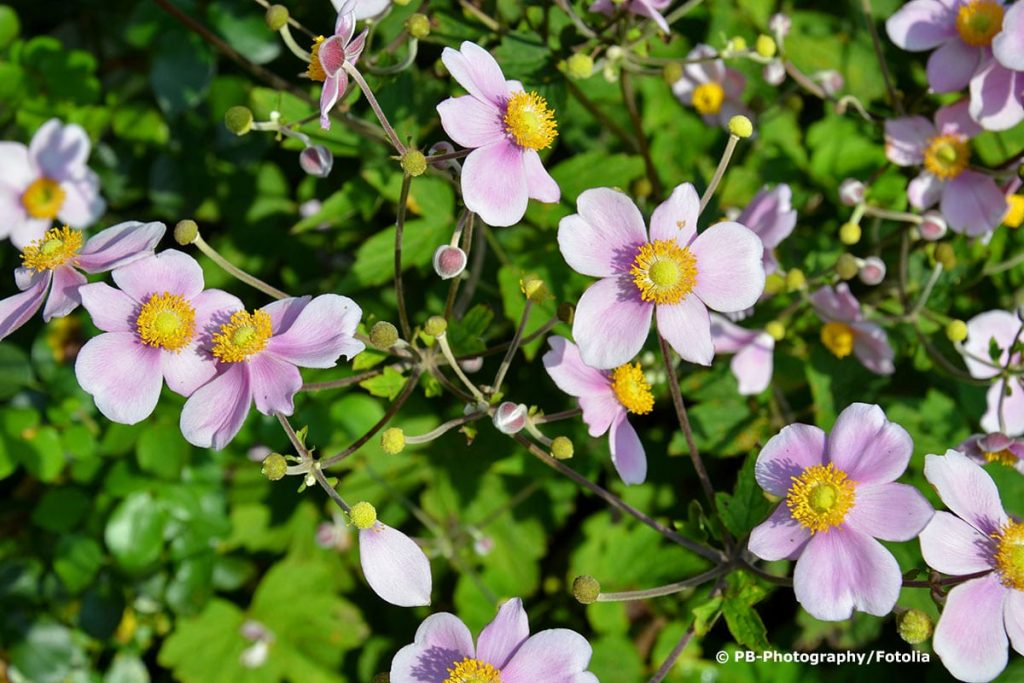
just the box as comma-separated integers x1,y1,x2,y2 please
692,595,724,636
151,32,214,116
10,620,74,683
53,535,104,594
31,487,90,532
104,491,168,574
716,453,773,538
0,343,33,399
549,151,645,204
721,572,770,652
0,5,20,49
136,421,190,479
359,366,407,400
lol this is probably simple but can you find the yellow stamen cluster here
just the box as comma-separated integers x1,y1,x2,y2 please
786,463,857,533
21,177,66,219
610,363,654,415
211,309,272,363
923,134,970,180
820,321,855,359
630,240,698,305
956,0,1005,46
692,82,725,116
994,521,1024,590
307,35,327,82
984,449,1019,467
136,293,197,352
503,91,558,151
443,657,502,683
20,226,83,272
1005,195,1024,228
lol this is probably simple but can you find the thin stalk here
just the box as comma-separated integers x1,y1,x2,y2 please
596,566,725,602
863,205,923,224
532,408,583,424
648,624,697,683
436,333,486,403
859,0,903,115
910,263,943,318
405,412,486,444
192,234,289,300
492,301,532,396
343,63,407,154
394,174,413,340
279,24,312,62
620,70,662,197
698,135,739,214
312,462,350,513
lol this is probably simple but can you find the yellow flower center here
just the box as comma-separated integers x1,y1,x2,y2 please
994,521,1024,590
956,0,1004,46
610,362,654,415
211,309,273,362
443,657,502,683
503,91,558,151
984,449,1019,467
692,82,725,116
1005,195,1024,229
786,463,857,533
923,134,971,181
307,35,327,82
136,292,197,352
630,240,698,305
21,177,66,219
20,226,83,272
820,321,855,359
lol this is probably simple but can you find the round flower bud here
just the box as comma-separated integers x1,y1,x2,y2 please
935,242,957,270
224,106,254,135
299,145,333,178
557,302,575,324
572,575,601,604
838,178,865,206
662,62,684,85
755,34,777,58
839,221,861,245
769,13,791,39
763,272,786,296
316,522,339,549
433,245,467,280
919,211,948,241
835,253,860,280
265,5,289,31
946,319,968,343
816,69,844,95
370,321,399,349
173,219,199,245
520,276,549,303
785,268,806,292
606,46,625,62
728,36,747,52
728,115,754,139
401,149,427,177
349,501,378,530
261,453,287,481
381,427,405,454
473,535,495,556
551,436,574,460
424,315,447,337
766,320,786,341
858,256,887,286
633,177,653,199
459,356,484,373
492,402,528,435
897,609,933,645
406,13,431,39
567,53,595,80
763,60,786,86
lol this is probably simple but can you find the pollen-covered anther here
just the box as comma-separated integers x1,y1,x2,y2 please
955,0,1004,46
349,501,378,530
786,463,857,533
985,449,1019,467
22,177,66,219
820,321,855,358
994,520,1024,590
443,657,502,683
503,91,558,150
610,363,654,415
307,35,327,81
923,134,970,180
692,82,725,115
21,226,83,272
136,292,197,352
212,309,273,362
630,240,698,304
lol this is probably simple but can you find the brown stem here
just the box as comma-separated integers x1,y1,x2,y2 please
620,70,662,197
395,174,413,340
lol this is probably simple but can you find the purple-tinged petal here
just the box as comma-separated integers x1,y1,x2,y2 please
262,295,310,333
885,0,957,50
0,270,49,340
994,1,1024,70
390,613,474,682
927,38,982,93
982,379,1024,437
924,450,1008,536
10,217,51,250
730,334,774,395
609,412,646,485
941,171,1007,235
558,188,647,278
462,141,528,227
15,267,36,292
722,68,746,100
179,364,252,449
738,185,796,249
572,275,653,370
933,574,1009,683
476,598,530,670
333,1,357,40
920,510,997,575
161,348,218,398
318,34,347,79
76,220,165,273
884,116,935,166
265,294,364,368
359,522,432,607
350,0,390,21
1006,590,1024,656
748,504,812,561
441,42,511,108
0,142,34,190
57,173,104,229
969,60,1024,132
793,526,902,620
755,424,827,496
682,44,724,85
75,333,163,424
827,403,912,484
319,74,342,130
649,183,699,245
809,283,861,323
0,187,26,243
629,0,670,32
28,119,91,179
346,29,367,66
845,482,933,541
247,353,302,415
436,95,504,149
501,629,594,683
656,295,714,366
691,221,765,312
936,98,983,137
41,264,86,321
541,336,611,399
710,313,760,353
112,249,204,303
578,392,621,438
908,172,943,210
523,150,559,203
961,310,1020,380
78,282,136,333
851,321,896,375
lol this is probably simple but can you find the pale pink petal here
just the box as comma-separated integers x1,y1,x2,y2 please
112,249,204,302
476,598,530,670
730,334,774,395
933,574,1009,683
691,221,765,312
28,119,91,179
501,629,594,683
318,34,347,78
0,142,34,190
844,482,933,541
558,188,646,278
755,423,827,497
541,336,611,398
936,98,983,137
961,309,1020,380
436,95,505,149
629,0,670,32
578,393,623,438
738,184,796,249
190,288,244,340
994,1,1024,71
969,60,1024,132
346,30,367,65
57,173,104,228
942,171,1007,235
461,141,528,227
351,0,390,21
1006,590,1024,656
0,185,27,242
884,116,935,166
265,294,364,368
851,321,896,375
247,353,302,415
609,412,646,485
927,38,982,92
0,271,49,340
41,264,86,321
333,1,357,39
748,504,812,561
76,220,165,273
75,332,163,424
319,74,341,130
649,182,699,245
885,0,957,50
179,364,252,449
982,379,1024,437
908,172,943,210
523,150,559,203
10,217,52,250
710,314,760,353
161,347,218,398
656,295,714,366
78,282,136,333
826,403,912,484
389,613,474,682
919,510,997,575
262,295,310,333
359,522,432,607
809,283,861,323
441,42,512,108
572,276,652,370
923,450,1008,535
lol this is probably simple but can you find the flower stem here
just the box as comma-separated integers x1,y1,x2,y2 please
492,300,532,397
278,24,312,63
698,134,739,215
394,174,413,340
192,234,289,300
405,412,486,444
343,62,407,154
596,566,725,602
436,333,486,403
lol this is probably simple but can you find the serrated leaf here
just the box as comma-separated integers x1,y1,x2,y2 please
716,453,773,538
359,366,406,399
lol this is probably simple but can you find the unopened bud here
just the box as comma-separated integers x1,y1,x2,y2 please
935,242,957,270
728,115,754,139
836,253,859,280
946,319,968,343
572,575,601,604
225,106,254,135
763,272,786,295
897,609,933,645
769,13,791,39
520,276,549,303
240,620,268,642
261,453,287,481
838,178,865,206
370,321,399,349
662,62,684,85
424,316,447,337
785,268,806,292
299,145,333,177
492,402,528,435
349,501,378,530
459,356,483,373
433,245,467,280
401,149,427,177
858,256,886,286
381,427,405,454
919,211,948,241
755,34,777,58
816,69,844,95
174,219,199,245
763,60,786,85
406,13,431,39
728,36,747,52
839,221,861,245
557,302,575,324
265,5,289,31
316,522,339,549
551,436,574,460
766,320,786,341
567,53,595,80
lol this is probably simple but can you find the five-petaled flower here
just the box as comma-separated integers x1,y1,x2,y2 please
671,45,749,129
958,309,1024,436
710,314,775,396
810,283,895,375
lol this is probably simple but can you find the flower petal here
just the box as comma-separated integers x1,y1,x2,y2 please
730,334,774,395
579,392,622,438
826,403,912,484
436,95,505,149
691,221,765,312
884,116,935,166
75,332,163,424
441,42,511,108
961,309,1020,380
501,629,594,683
541,336,610,398
0,141,34,190
1005,590,1024,657
461,141,528,227
319,74,342,130
919,510,997,576
933,574,1009,683
738,184,796,249
390,613,474,682
572,276,652,370
29,119,91,179
851,321,896,375
78,282,137,333
523,149,559,204
558,188,646,278
609,412,647,485
656,295,714,366
359,522,432,607
76,220,165,273
994,1,1024,71
247,353,302,415
179,364,252,449
845,482,933,541
265,294,364,368
748,504,812,561
41,264,86,321
923,449,1008,536
112,249,204,302
969,60,1024,132
476,598,530,670
649,183,699,245
941,171,1007,235
982,379,1024,437
927,38,981,93
809,283,861,323
57,172,104,228
0,271,49,341
884,0,956,50
755,423,827,497
709,313,760,353
908,172,942,210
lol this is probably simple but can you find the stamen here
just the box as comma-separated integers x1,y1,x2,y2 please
20,226,83,272
923,134,970,181
956,0,1004,46
211,309,273,363
994,521,1024,590
692,82,725,116
820,321,854,359
21,177,66,219
503,91,558,151
136,292,197,352
786,463,857,533
610,363,654,415
307,35,327,82
443,657,502,683
630,240,698,305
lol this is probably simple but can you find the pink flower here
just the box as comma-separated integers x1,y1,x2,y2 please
710,314,775,395
749,403,934,621
331,0,391,20
885,0,1004,93
75,250,242,424
994,0,1024,70
958,309,1024,436
436,41,560,227
957,432,1024,473
390,598,597,683
671,45,748,129
810,283,895,375
542,336,649,484
0,221,164,341
969,58,1024,131
919,450,1024,682
180,293,364,449
737,184,797,274
558,183,765,370
884,100,1005,234
0,119,105,248
589,0,671,32
310,1,367,129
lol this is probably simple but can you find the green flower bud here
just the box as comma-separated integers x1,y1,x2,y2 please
728,115,753,138
835,253,860,280
766,321,786,341
401,149,427,177
728,36,747,52
406,13,430,39
551,436,574,460
785,268,806,292
349,501,378,530
662,62,684,85
839,221,861,245
897,609,933,645
381,427,405,454
520,276,549,304
935,242,957,270
265,5,289,31
572,575,601,604
763,272,786,295
755,34,777,58
424,315,447,337
567,53,595,80
174,220,199,245
261,453,287,481
370,321,399,349
946,319,968,343
633,177,653,199
224,105,254,136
